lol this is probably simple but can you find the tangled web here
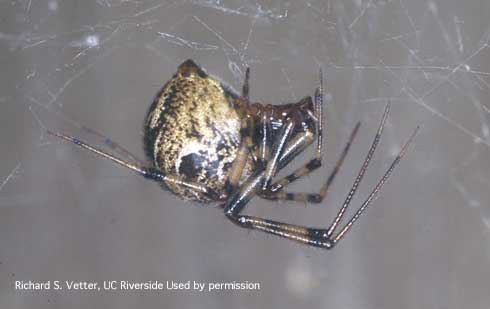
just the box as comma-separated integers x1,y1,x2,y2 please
1,0,489,231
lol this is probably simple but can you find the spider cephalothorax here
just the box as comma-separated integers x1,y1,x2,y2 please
49,59,418,249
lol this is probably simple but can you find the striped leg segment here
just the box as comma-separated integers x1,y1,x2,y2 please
223,67,257,195
261,121,360,203
225,102,418,248
259,76,323,194
269,83,326,191
260,70,359,204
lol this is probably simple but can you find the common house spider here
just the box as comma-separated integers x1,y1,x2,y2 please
49,59,418,249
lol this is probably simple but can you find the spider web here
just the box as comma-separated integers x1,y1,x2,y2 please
1,0,490,308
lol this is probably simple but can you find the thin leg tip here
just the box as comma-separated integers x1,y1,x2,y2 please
46,129,64,140
405,125,420,145
376,101,392,136
354,121,361,130
383,100,391,117
398,126,420,158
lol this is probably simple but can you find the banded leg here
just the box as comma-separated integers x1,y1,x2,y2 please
47,130,222,200
261,122,360,203
223,67,257,195
224,127,411,248
259,70,358,203
225,102,418,248
241,68,323,178
275,85,325,187
224,141,249,195
254,90,319,191
266,98,391,203
225,116,299,215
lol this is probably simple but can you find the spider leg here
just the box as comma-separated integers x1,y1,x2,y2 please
240,67,314,176
257,105,273,167
225,65,285,195
270,70,323,173
259,73,359,203
261,121,360,203
224,167,337,248
242,67,250,100
315,69,324,158
47,130,222,200
260,84,324,191
331,126,419,242
265,98,388,204
325,101,390,237
261,119,295,190
224,117,299,219
223,68,254,195
79,125,144,165
225,102,418,248
223,114,257,195
251,87,321,191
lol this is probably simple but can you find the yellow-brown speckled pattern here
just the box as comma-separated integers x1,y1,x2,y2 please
144,60,250,201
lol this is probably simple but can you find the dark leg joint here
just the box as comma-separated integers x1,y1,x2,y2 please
306,158,321,170
144,167,166,181
306,194,322,203
308,229,335,249
285,173,300,183
225,212,252,228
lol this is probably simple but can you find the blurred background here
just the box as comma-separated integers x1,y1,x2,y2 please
1,0,489,308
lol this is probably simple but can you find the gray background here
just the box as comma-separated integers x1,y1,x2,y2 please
1,0,490,308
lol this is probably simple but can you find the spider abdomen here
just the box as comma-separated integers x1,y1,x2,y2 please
144,60,247,202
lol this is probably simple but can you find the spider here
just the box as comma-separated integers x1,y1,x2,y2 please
48,59,418,249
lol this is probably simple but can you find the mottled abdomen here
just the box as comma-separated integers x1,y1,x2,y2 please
144,60,246,202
